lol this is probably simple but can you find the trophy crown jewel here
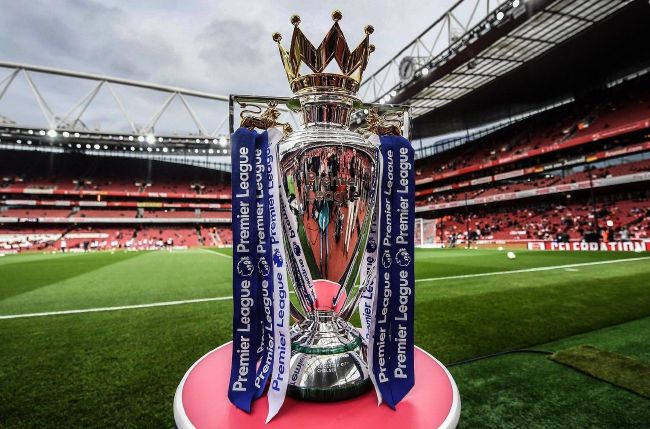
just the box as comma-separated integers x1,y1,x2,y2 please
272,11,376,94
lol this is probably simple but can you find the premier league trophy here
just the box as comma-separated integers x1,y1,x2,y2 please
227,10,416,422
274,12,381,402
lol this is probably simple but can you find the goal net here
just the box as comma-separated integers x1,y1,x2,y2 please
415,218,441,248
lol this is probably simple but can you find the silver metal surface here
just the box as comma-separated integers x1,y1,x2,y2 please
277,91,379,399
288,311,370,401
279,92,379,309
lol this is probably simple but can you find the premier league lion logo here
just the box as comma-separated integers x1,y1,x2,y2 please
396,248,412,267
258,257,270,277
293,243,301,257
366,236,377,253
381,250,392,268
273,249,284,267
237,256,254,277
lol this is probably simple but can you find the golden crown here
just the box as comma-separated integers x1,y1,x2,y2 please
272,10,375,94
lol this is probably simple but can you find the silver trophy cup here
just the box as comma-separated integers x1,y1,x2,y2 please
230,10,409,402
278,91,379,401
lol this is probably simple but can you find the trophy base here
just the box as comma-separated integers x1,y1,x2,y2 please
287,310,372,402
173,342,461,429
287,378,372,402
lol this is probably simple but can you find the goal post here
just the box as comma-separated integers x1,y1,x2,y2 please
415,217,442,248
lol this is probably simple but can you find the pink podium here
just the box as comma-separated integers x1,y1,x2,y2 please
173,342,460,429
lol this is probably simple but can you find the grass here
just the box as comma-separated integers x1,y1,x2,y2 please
0,248,649,427
549,345,650,398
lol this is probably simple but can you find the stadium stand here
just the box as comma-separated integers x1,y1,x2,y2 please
0,152,232,253
416,75,650,246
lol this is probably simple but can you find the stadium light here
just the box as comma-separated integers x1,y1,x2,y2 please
496,11,505,20
93,144,100,149
130,146,135,151
16,139,22,144
421,67,429,76
39,130,46,136
158,137,163,143
363,109,369,114
163,147,168,153
62,131,70,138
137,136,145,143
128,136,134,141
27,140,32,145
195,138,200,143
513,0,520,7
76,143,81,148
74,132,80,138
390,90,397,97
147,147,152,152
85,144,91,149
219,136,228,147
145,134,156,144
208,148,214,154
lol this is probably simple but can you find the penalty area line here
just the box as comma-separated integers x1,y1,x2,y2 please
415,256,650,283
0,296,233,320
201,249,232,258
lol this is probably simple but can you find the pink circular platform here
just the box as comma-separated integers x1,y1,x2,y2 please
173,342,460,429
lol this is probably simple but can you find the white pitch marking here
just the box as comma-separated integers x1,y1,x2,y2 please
201,249,232,258
415,256,650,283
0,290,295,320
565,268,580,272
4,256,647,320
0,296,233,320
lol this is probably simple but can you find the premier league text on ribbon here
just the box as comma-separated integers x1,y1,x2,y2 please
253,134,275,396
393,145,412,379
388,137,416,404
373,141,395,405
231,139,253,391
228,129,262,413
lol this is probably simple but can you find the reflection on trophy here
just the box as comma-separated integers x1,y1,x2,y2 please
274,12,381,402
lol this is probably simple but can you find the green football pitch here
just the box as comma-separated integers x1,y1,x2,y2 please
1,248,649,428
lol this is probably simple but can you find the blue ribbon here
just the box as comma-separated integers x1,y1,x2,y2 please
387,134,415,406
228,127,261,412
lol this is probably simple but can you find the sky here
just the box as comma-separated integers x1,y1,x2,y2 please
0,0,457,134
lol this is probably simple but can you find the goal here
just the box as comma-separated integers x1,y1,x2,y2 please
415,218,441,248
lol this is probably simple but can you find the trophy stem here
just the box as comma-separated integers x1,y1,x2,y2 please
288,310,372,402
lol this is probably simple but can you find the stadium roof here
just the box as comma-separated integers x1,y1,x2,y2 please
361,0,650,139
